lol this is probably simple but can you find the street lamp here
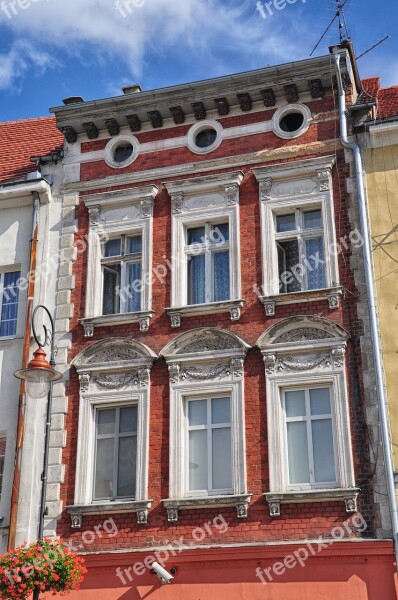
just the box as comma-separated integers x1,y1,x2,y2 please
14,305,62,600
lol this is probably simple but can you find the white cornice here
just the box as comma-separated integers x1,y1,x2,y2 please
368,121,398,148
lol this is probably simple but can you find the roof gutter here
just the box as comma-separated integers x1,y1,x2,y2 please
333,49,398,570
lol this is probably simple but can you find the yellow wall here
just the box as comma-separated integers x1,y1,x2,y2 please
366,143,398,469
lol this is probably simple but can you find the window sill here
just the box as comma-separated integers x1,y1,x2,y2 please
264,487,360,517
67,499,153,526
259,286,343,316
166,300,245,328
81,311,155,337
162,493,252,521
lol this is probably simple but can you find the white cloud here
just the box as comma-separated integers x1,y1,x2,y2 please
0,0,311,88
0,39,56,90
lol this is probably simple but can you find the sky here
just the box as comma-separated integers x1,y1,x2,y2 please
0,0,397,121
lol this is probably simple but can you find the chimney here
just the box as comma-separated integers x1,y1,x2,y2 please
62,96,84,105
122,84,142,94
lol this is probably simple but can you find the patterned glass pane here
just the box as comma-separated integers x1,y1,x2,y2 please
126,262,142,312
305,237,325,290
188,254,205,304
0,271,20,337
277,240,301,293
102,264,121,315
213,251,230,301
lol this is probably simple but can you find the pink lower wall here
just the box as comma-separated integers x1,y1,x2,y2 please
58,541,397,600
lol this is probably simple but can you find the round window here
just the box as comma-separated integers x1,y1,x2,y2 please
279,111,304,133
195,128,217,148
114,144,134,163
272,104,311,140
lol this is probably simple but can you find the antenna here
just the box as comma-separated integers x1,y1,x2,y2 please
356,35,390,60
310,0,350,57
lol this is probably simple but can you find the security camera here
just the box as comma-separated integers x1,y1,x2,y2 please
150,561,175,584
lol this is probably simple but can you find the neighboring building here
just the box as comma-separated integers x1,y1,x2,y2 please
6,46,397,597
361,79,398,498
0,117,63,551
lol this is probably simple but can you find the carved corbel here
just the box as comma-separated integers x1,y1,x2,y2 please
171,192,184,214
138,367,150,387
263,353,276,375
231,357,244,379
140,197,154,219
170,312,181,328
259,179,272,202
167,508,178,523
78,372,90,393
236,504,248,519
263,300,275,316
225,183,239,206
139,317,150,332
317,169,330,192
88,205,101,227
168,363,180,384
230,306,241,321
83,324,94,338
71,514,82,529
269,502,281,518
137,510,148,524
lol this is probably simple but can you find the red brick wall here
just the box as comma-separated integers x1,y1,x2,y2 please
58,95,375,552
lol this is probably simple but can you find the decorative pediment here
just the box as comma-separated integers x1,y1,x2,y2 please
161,327,250,359
256,316,348,350
72,337,157,369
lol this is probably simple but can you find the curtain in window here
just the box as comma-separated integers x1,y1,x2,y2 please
126,262,142,312
102,265,121,315
277,241,301,293
305,237,325,290
188,254,205,304
0,271,20,337
213,251,230,301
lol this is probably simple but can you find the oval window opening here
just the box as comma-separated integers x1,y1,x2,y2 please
279,112,304,133
114,144,134,163
195,128,217,149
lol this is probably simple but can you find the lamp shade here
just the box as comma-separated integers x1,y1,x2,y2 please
14,348,62,399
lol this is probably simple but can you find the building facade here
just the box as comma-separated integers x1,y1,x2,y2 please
0,117,63,551
361,78,398,498
6,48,397,597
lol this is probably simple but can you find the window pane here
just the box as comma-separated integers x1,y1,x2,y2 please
211,397,230,424
119,406,138,433
212,223,229,242
277,240,301,293
187,227,205,245
126,262,142,312
310,388,331,415
188,254,205,304
287,422,310,484
276,213,296,233
285,390,306,417
94,438,115,498
189,429,208,490
0,271,20,337
305,237,325,290
312,419,336,483
212,427,232,490
104,239,121,257
213,251,230,301
117,436,137,497
126,235,142,254
188,400,207,426
303,210,322,229
102,264,121,314
97,409,116,435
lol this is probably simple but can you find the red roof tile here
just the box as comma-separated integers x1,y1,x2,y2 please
0,116,63,183
361,77,398,120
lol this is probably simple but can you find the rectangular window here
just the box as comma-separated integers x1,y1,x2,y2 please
101,235,142,315
186,223,230,305
0,436,6,499
187,396,232,494
283,386,336,486
94,405,138,500
0,271,20,337
275,209,325,293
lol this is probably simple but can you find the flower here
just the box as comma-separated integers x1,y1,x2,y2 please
0,539,86,600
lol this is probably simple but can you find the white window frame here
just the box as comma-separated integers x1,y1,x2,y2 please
93,403,139,501
185,393,233,497
185,221,231,305
253,157,340,305
101,232,143,315
170,381,245,499
82,186,157,336
282,384,338,490
164,172,244,326
0,269,21,339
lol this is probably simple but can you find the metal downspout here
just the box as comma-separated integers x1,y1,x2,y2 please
8,191,40,548
333,51,398,568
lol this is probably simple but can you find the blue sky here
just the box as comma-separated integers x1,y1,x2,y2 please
0,0,397,121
